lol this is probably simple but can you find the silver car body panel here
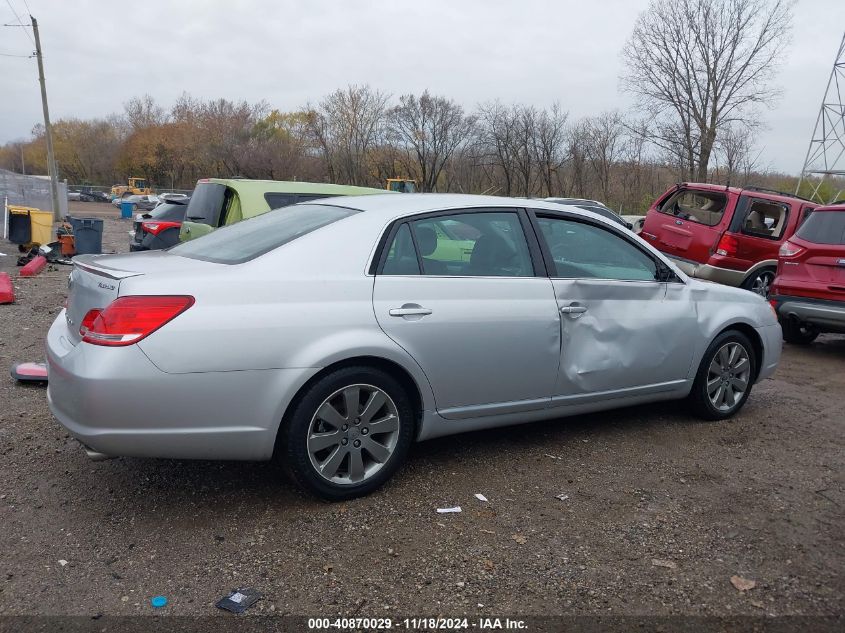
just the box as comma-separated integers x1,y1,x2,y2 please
373,276,560,418
46,194,781,461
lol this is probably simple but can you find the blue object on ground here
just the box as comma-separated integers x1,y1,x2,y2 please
151,595,167,608
120,201,135,219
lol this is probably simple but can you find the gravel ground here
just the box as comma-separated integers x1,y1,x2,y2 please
0,203,842,624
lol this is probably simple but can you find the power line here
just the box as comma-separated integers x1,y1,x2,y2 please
3,0,34,46
0,50,33,57
20,0,31,15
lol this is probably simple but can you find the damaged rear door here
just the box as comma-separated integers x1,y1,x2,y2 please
531,212,697,405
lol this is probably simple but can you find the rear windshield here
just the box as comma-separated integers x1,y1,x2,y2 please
796,210,845,245
184,183,227,226
169,203,358,264
148,202,187,222
658,189,727,227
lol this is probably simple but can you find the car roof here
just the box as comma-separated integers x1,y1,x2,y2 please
199,178,388,195
315,193,621,225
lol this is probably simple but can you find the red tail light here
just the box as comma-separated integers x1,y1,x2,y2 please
79,308,102,337
141,220,180,236
81,296,194,347
715,234,739,257
779,240,803,257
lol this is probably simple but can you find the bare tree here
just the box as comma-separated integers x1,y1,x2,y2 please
308,85,390,186
475,102,520,196
583,111,626,204
389,91,474,192
621,0,792,181
123,95,167,130
532,104,569,197
714,122,760,185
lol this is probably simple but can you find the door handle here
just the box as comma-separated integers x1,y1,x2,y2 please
389,307,433,317
560,305,588,314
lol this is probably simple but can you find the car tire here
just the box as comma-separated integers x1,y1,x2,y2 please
741,268,775,298
687,330,757,421
278,366,415,501
781,319,819,345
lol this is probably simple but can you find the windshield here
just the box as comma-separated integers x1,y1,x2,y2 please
170,204,359,264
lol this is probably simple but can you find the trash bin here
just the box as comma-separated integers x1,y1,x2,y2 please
28,210,54,246
68,217,104,255
120,201,135,219
7,208,32,244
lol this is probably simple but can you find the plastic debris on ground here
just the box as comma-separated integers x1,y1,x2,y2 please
0,273,14,304
11,362,48,383
215,588,262,614
474,493,488,502
555,493,570,502
19,255,47,277
730,575,757,592
150,596,168,608
436,506,462,513
651,558,677,569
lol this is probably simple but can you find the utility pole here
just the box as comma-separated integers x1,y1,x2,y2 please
31,16,61,221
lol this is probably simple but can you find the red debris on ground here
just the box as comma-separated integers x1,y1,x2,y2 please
0,272,14,303
19,255,47,277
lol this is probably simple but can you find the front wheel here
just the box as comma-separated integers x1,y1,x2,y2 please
741,268,775,298
687,330,757,420
278,366,415,500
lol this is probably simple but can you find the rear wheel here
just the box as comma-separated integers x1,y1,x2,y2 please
781,319,819,345
741,268,775,298
687,330,757,420
279,366,415,500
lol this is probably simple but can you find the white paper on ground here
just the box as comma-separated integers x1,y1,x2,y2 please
436,506,462,513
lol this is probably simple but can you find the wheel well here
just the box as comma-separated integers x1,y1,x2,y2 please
718,323,764,382
273,356,424,456
741,264,776,287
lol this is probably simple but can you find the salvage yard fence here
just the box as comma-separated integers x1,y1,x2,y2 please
1,168,68,238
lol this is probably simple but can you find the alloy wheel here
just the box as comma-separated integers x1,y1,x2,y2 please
706,342,751,412
307,384,400,485
749,271,774,297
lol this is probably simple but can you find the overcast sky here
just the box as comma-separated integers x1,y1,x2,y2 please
1,0,842,174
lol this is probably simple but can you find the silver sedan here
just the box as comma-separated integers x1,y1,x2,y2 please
47,194,782,499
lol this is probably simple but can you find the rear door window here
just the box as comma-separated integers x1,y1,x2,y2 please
264,193,297,209
796,211,845,245
184,183,227,226
740,199,790,240
658,189,727,227
412,211,534,277
379,210,534,277
264,192,334,209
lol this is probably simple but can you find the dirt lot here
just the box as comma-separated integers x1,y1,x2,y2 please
0,203,842,624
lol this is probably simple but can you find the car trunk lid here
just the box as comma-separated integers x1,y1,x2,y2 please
65,252,216,345
641,187,733,263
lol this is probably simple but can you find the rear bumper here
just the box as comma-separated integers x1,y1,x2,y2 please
46,310,314,461
666,255,746,286
773,295,845,333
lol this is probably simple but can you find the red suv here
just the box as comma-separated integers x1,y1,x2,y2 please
770,204,845,344
640,184,817,296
